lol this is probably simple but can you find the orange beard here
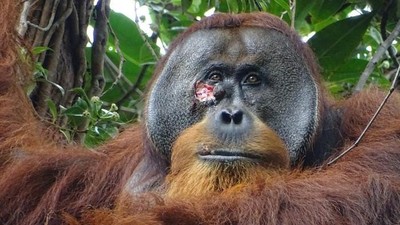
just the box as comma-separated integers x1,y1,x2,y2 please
166,119,289,198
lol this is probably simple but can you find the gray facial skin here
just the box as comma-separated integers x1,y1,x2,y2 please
146,27,318,163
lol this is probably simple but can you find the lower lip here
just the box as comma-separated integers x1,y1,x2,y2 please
197,149,259,162
198,154,250,162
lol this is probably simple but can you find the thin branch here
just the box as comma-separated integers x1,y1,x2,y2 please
104,56,132,87
109,21,124,81
380,0,399,68
134,13,159,61
102,54,145,97
290,0,296,29
90,0,111,97
354,18,400,92
134,0,139,23
100,21,125,97
254,0,262,11
27,0,60,32
18,0,32,36
39,0,74,63
116,64,149,107
33,0,71,117
32,0,59,48
328,66,400,166
103,55,146,98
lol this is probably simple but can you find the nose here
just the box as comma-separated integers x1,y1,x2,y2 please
220,109,244,125
211,107,252,143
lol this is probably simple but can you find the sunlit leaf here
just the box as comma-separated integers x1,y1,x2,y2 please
108,11,159,66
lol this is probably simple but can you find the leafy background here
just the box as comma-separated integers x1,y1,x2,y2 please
21,0,400,146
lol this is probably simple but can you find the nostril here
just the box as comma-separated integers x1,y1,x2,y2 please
232,110,243,124
219,109,244,125
220,110,232,124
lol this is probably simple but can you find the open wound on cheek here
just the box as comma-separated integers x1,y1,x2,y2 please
195,81,215,102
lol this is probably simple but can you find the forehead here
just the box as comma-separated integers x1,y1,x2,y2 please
173,27,296,62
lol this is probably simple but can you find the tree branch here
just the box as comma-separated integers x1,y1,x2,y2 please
38,0,73,63
380,0,399,68
354,18,400,92
74,0,110,143
328,66,400,165
104,55,132,91
116,64,149,107
32,0,72,117
18,0,32,37
89,0,110,98
27,0,60,32
100,20,125,97
290,0,296,29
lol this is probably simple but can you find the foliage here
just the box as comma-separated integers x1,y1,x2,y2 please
59,88,122,148
135,0,398,97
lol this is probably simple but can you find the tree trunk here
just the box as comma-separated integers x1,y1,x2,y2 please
21,0,111,143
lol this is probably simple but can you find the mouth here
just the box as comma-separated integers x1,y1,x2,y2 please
197,148,260,162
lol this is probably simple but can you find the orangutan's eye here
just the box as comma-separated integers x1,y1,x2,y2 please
243,73,261,85
208,71,223,82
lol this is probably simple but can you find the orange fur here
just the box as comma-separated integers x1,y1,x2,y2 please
167,118,288,198
0,3,400,225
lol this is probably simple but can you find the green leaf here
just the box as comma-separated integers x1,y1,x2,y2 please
296,0,317,21
84,125,119,148
368,26,383,44
367,0,384,11
63,98,88,116
227,0,239,13
70,88,90,105
46,99,58,123
108,10,159,66
216,0,229,12
310,0,346,21
32,46,52,55
62,97,89,127
274,0,290,13
307,12,375,71
34,62,48,77
325,58,390,95
187,0,203,14
295,0,316,30
181,0,193,12
325,58,368,82
90,96,103,118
